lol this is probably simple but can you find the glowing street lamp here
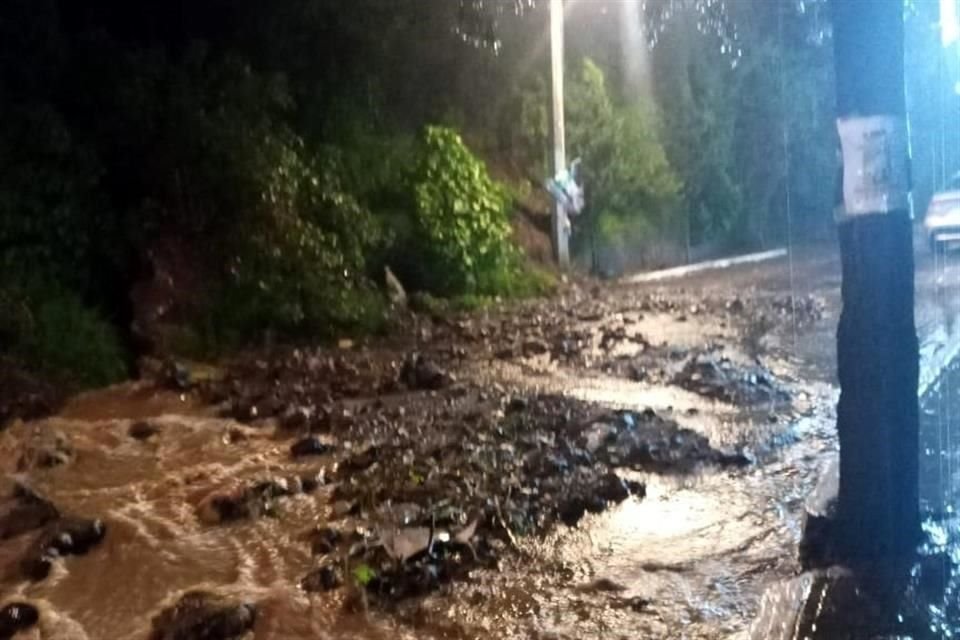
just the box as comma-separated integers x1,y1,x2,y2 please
942,0,959,47
549,0,570,267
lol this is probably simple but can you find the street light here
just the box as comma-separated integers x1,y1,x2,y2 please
943,0,959,47
549,0,570,267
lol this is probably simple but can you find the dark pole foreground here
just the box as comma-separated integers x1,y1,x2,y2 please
831,0,920,558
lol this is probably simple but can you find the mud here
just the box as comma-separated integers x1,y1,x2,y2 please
0,244,917,639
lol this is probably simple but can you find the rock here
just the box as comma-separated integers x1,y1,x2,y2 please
576,577,628,593
309,527,342,556
506,396,529,413
674,354,790,406
197,475,319,524
22,517,107,581
623,595,651,612
625,480,646,498
521,339,550,357
627,364,646,382
385,266,408,307
17,427,73,471
400,354,453,391
0,485,59,540
299,471,326,494
149,591,256,640
0,602,39,639
595,473,630,504
301,565,342,592
558,497,587,527
129,420,161,441
339,446,380,474
279,405,311,431
290,437,333,458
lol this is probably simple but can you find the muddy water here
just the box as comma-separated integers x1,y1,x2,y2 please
0,257,860,639
746,359,960,639
0,376,837,640
1,389,433,639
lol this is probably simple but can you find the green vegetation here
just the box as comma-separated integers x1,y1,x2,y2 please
0,0,842,388
412,127,515,296
565,60,681,255
0,282,127,388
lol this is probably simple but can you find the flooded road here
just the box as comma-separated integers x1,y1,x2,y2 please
3,242,960,639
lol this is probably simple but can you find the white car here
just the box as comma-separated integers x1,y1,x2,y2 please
925,173,960,250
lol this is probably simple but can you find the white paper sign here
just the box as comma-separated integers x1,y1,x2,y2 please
836,115,910,220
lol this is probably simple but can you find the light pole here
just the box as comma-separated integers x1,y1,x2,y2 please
549,0,570,267
830,0,920,559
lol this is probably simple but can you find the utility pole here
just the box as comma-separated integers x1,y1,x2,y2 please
549,0,570,267
830,0,920,558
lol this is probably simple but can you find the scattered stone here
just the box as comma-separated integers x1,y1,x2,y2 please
309,527,342,555
129,420,161,441
400,354,453,390
576,578,628,593
279,405,312,431
17,427,74,471
506,396,529,413
302,565,342,592
674,354,790,406
0,602,39,639
521,338,550,357
21,517,107,581
290,436,333,458
339,446,380,474
595,473,630,503
622,596,652,612
149,591,256,640
197,475,320,525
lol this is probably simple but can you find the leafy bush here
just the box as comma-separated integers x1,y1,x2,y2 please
77,45,389,351
201,141,388,350
0,282,127,388
411,126,520,296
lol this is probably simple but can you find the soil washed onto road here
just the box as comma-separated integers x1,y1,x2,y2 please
3,244,960,639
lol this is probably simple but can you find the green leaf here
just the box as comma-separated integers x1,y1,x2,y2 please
352,563,377,586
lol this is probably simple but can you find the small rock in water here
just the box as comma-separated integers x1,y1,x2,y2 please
576,577,628,593
290,436,333,458
302,565,342,592
506,396,529,413
129,420,161,440
521,338,550,357
339,446,380,474
0,602,39,638
558,497,587,527
595,473,630,504
279,405,311,431
17,428,73,471
21,517,107,581
149,591,256,640
400,354,453,390
197,475,320,524
309,527,342,555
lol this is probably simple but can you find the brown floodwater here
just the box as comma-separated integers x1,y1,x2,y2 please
2,252,867,639
0,372,837,640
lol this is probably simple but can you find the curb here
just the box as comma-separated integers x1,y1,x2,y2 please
621,249,788,284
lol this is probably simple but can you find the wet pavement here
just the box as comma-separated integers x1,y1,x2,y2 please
3,241,960,639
